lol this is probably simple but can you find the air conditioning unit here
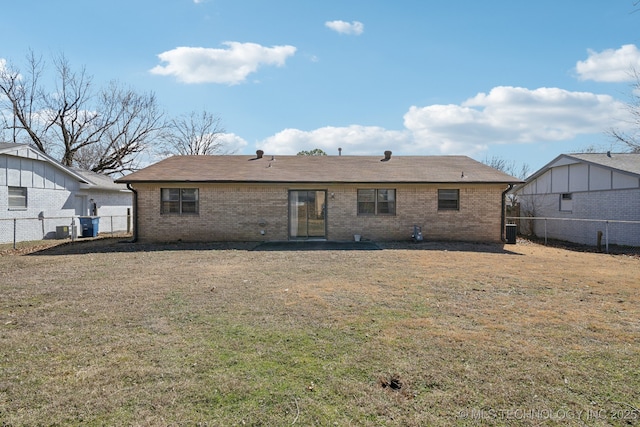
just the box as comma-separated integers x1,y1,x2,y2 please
56,226,70,239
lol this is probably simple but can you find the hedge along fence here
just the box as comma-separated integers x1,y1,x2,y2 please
0,211,131,249
506,216,640,253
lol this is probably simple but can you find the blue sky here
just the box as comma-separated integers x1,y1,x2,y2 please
1,0,640,173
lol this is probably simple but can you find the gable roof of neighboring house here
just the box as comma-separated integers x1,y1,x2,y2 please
1,142,128,191
521,152,640,185
116,153,522,184
70,167,130,192
0,142,90,184
568,153,640,176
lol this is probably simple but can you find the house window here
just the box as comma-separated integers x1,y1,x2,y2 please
8,187,27,209
560,193,572,212
357,189,396,215
438,189,459,210
161,188,199,214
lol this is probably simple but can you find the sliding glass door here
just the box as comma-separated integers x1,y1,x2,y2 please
289,190,326,239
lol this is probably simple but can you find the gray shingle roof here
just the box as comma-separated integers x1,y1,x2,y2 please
521,152,640,185
70,167,129,191
568,153,640,176
116,154,522,184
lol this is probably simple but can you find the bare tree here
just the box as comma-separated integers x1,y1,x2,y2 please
608,69,640,153
0,51,48,151
74,82,165,174
608,3,640,151
159,110,227,156
45,56,103,166
1,52,165,175
482,155,530,180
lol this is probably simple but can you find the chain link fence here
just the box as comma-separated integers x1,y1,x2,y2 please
1,212,131,249
507,216,640,253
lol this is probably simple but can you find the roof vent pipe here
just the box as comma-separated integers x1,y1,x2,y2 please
256,150,264,159
384,150,392,160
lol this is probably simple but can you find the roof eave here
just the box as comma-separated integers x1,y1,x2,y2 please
116,179,522,185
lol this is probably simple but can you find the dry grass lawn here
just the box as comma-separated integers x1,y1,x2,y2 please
1,237,639,426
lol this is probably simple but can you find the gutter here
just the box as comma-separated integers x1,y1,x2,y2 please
126,183,138,243
501,184,514,242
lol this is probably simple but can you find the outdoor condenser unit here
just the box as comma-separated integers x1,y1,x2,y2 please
56,225,70,239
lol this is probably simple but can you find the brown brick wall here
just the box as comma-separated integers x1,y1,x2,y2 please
131,183,507,243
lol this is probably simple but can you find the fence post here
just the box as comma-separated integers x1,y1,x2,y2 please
13,218,17,250
605,221,609,254
544,218,548,245
111,215,114,236
127,208,131,234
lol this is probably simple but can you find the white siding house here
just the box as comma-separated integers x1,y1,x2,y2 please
515,153,640,247
1,143,132,244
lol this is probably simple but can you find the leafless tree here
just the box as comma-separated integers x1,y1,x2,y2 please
608,69,640,153
0,51,49,151
482,156,530,221
74,82,165,174
159,110,227,156
482,155,530,180
1,52,165,175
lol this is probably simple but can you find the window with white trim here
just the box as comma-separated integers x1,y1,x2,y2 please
8,187,27,209
560,193,572,212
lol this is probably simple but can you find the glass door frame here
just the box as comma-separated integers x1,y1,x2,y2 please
288,190,327,240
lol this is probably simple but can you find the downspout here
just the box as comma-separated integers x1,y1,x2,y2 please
126,183,138,243
501,184,514,242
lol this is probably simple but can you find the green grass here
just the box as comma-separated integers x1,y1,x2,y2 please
1,238,639,426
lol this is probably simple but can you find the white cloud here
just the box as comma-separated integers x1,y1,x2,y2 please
575,44,640,82
218,132,248,153
150,42,297,84
325,20,364,36
258,86,629,156
259,125,409,156
406,86,625,151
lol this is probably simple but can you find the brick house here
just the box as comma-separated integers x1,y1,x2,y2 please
514,152,640,247
116,151,520,243
1,143,132,243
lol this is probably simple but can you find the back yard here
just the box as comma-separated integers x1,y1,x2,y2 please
1,238,639,426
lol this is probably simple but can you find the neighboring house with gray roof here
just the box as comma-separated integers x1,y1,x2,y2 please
1,143,132,243
514,152,640,247
116,151,521,243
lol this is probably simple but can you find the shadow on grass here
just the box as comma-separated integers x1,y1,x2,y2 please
25,237,259,256
252,240,381,251
22,236,526,256
377,240,523,255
